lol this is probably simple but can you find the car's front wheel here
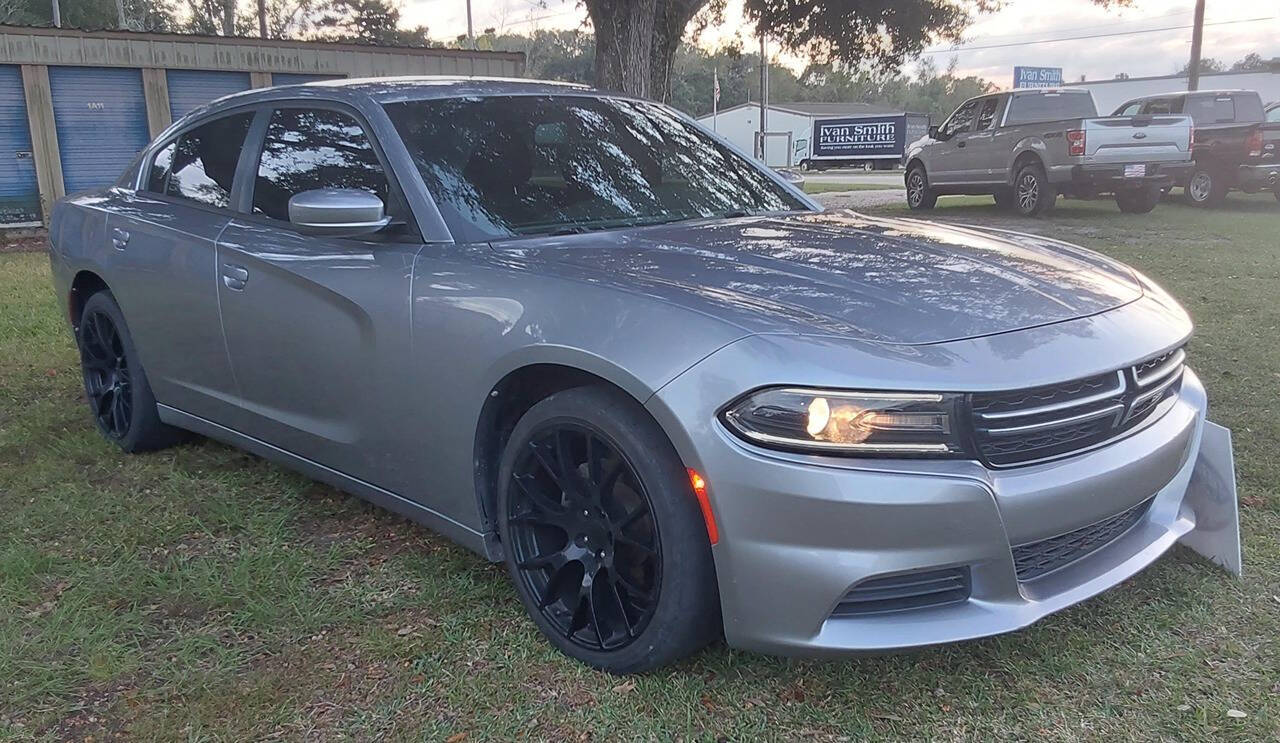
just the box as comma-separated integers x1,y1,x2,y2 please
497,386,720,673
906,166,937,210
76,291,186,452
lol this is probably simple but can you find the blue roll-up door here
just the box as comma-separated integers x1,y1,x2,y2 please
0,65,41,226
167,69,251,121
49,66,150,194
272,73,343,86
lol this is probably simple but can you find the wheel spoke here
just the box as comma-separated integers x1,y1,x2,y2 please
615,534,657,562
608,580,635,638
614,571,655,604
585,435,604,495
512,472,565,515
613,504,646,531
530,440,575,502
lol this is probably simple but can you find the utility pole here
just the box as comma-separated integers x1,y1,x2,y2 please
1187,0,1205,91
258,0,268,38
51,0,60,27
758,35,768,160
466,0,475,49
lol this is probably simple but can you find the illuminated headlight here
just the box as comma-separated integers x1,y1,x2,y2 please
720,388,966,456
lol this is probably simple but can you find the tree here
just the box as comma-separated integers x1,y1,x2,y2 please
2,0,176,30
1176,57,1224,75
316,0,433,46
1230,52,1272,72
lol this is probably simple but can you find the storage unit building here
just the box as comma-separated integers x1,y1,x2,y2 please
0,63,40,226
0,25,525,226
697,101,930,169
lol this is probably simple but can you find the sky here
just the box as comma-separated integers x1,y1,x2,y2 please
401,0,1280,84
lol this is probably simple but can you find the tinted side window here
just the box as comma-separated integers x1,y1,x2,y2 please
1268,106,1280,123
1233,93,1264,123
1115,102,1141,116
252,108,389,221
147,142,175,193
166,113,253,208
1186,95,1237,124
975,98,1000,130
1140,98,1178,115
942,100,979,137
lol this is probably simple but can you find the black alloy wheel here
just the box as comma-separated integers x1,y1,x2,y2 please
497,386,720,673
75,291,186,453
80,308,132,439
506,423,661,652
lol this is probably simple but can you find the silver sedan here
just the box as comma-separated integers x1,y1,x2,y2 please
47,77,1241,673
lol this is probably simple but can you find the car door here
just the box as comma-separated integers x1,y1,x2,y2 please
214,104,423,483
963,95,1004,180
103,111,254,424
928,98,979,184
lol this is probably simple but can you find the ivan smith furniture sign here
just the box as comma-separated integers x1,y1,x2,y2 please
1013,66,1064,89
812,115,905,158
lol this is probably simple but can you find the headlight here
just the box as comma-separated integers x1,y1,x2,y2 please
720,387,966,456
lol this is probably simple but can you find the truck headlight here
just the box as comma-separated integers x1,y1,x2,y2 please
720,387,966,456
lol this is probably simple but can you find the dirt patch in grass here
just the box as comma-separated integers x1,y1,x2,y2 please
0,229,47,253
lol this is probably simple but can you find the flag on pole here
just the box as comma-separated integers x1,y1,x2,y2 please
713,69,721,106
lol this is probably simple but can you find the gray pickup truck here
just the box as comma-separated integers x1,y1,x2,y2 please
904,88,1194,216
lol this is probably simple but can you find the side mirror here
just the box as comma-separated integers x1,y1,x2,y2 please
288,188,392,237
928,125,942,140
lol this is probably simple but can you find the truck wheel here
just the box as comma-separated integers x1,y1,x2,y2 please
1183,167,1227,207
1273,187,1279,204
800,160,812,172
1115,187,1160,214
993,189,1014,210
906,166,937,210
1014,162,1056,217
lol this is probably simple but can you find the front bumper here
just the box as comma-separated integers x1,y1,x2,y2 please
1054,162,1192,191
650,364,1238,656
1237,162,1280,192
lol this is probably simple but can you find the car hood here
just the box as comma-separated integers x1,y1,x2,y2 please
493,210,1143,345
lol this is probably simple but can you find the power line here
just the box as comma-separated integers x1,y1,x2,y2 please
922,15,1274,55
961,8,1190,43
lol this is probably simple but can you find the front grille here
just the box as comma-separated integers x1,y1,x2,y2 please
971,347,1185,467
832,567,970,617
1012,497,1154,581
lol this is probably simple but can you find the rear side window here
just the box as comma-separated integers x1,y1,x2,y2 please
1004,92,1097,125
1140,98,1179,115
163,113,253,208
252,108,389,221
1232,93,1264,123
1186,95,1241,125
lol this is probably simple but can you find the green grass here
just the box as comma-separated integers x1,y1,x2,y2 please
803,181,901,194
2,194,1279,740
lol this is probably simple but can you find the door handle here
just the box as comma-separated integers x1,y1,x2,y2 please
111,227,130,250
222,263,249,291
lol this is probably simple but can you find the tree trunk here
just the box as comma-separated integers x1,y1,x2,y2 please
585,0,706,101
257,0,268,38
221,0,235,36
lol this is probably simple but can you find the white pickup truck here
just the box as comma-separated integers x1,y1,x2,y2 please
903,88,1194,216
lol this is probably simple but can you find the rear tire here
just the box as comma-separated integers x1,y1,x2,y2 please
906,166,937,210
1014,161,1055,217
76,291,186,453
1183,166,1227,207
497,386,720,674
1115,187,1160,214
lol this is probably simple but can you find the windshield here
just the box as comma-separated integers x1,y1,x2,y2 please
1004,92,1097,125
384,95,807,240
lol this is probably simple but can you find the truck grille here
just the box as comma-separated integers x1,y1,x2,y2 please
1012,497,1154,581
831,567,970,617
971,347,1184,467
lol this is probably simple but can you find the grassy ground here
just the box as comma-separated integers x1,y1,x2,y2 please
803,181,901,194
2,194,1279,740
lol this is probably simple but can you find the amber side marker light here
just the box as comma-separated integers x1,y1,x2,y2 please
687,468,719,545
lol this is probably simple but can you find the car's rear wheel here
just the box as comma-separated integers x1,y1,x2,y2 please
1183,167,1227,206
1115,187,1160,214
1014,162,1055,217
906,166,936,210
76,291,185,452
497,386,719,674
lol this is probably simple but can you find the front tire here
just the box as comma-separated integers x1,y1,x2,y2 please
1183,166,1227,207
1014,162,1055,217
1115,187,1160,214
906,166,937,210
76,291,185,452
497,386,720,673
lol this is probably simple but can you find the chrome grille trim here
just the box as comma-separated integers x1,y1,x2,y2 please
970,347,1186,467
976,371,1125,421
1134,347,1185,387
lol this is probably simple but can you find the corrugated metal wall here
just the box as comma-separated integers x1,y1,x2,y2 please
48,66,151,194
167,69,251,120
0,64,40,225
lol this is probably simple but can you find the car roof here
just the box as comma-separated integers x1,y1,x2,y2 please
207,75,597,109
